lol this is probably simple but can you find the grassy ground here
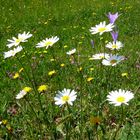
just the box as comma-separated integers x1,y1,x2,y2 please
0,0,140,139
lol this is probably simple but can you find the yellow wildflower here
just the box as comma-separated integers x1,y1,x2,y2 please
50,59,55,62
44,21,48,25
13,73,19,79
105,40,108,43
121,73,128,78
77,67,82,72
90,116,101,125
60,63,65,67
48,70,56,76
87,77,93,82
6,125,13,132
64,45,68,48
19,68,24,73
90,68,94,71
78,42,82,44
38,85,48,92
2,120,8,125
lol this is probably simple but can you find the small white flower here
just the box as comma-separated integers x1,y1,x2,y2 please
54,88,77,106
92,53,110,60
7,32,32,48
106,41,123,50
107,89,134,106
4,46,23,59
36,36,59,49
16,90,27,99
90,21,114,35
66,48,76,55
102,55,124,66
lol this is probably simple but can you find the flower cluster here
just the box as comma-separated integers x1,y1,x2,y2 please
3,11,135,128
90,12,124,66
4,32,32,59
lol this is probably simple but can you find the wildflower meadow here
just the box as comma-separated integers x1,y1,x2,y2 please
0,0,140,140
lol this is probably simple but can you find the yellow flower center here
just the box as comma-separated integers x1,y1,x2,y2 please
45,41,53,46
15,38,22,43
98,27,106,32
99,55,104,59
11,51,16,55
110,59,117,64
112,45,118,49
117,96,125,102
62,95,70,102
23,87,32,92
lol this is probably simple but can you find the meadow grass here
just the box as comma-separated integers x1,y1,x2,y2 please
0,0,140,139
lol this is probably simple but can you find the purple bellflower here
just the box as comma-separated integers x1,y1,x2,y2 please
107,12,119,24
111,31,118,42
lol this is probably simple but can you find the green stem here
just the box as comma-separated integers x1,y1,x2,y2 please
24,96,42,135
16,54,45,120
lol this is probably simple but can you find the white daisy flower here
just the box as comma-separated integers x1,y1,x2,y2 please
54,88,77,106
92,53,110,60
36,36,59,49
66,48,76,55
4,46,23,59
7,32,32,48
106,41,123,50
102,55,124,66
90,21,114,35
107,89,134,106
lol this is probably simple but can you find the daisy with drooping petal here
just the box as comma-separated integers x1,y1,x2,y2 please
92,53,110,60
105,41,123,50
66,48,76,55
90,21,114,35
107,89,134,106
16,90,27,99
4,46,23,59
16,87,32,99
7,32,32,48
36,36,59,49
102,55,124,66
54,88,77,106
